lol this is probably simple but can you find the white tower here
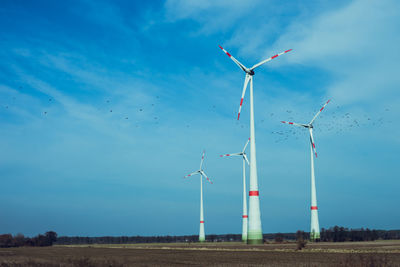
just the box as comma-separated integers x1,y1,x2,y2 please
219,45,292,244
220,138,250,242
184,150,213,242
281,99,330,241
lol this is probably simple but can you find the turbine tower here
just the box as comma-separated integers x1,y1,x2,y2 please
219,45,292,244
281,99,330,241
184,150,213,242
220,138,250,242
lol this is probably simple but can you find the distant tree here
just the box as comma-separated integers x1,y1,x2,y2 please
13,233,25,247
296,230,307,250
45,231,57,245
0,234,13,247
274,233,284,243
209,234,217,242
371,230,379,241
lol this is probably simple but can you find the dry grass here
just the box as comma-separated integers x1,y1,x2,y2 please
0,240,399,266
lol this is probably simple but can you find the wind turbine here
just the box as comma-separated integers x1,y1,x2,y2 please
281,99,331,241
219,45,292,244
220,138,250,242
184,150,213,242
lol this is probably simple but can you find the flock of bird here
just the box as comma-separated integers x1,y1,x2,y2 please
1,90,392,138
235,106,392,143
1,89,163,128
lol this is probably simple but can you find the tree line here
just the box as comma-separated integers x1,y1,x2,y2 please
319,226,398,242
1,227,398,246
56,227,400,245
0,231,57,248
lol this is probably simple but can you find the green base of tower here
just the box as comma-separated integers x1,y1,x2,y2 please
310,232,320,242
247,238,263,244
247,230,263,244
199,238,205,242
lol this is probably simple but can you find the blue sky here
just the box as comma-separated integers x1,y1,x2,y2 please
0,0,399,237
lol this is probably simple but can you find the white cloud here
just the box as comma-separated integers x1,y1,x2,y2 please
271,0,400,104
164,0,263,36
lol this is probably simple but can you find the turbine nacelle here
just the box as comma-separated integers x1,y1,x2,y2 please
184,151,213,184
218,45,292,120
281,99,331,158
246,69,255,76
220,138,250,165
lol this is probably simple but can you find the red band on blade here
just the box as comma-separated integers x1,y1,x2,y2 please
311,206,318,210
289,122,293,124
226,154,230,156
285,49,292,53
200,221,204,223
218,45,223,49
272,55,278,59
240,98,244,106
320,107,324,111
242,215,248,218
315,153,318,157
249,191,259,196
227,52,231,57
312,143,315,148
327,99,331,103
237,113,240,120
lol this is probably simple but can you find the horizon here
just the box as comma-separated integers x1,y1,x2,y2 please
0,0,399,237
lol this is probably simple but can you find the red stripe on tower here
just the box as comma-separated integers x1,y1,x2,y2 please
242,215,248,218
249,191,259,196
200,221,204,223
311,206,318,210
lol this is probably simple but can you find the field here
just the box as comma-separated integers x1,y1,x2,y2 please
0,240,399,266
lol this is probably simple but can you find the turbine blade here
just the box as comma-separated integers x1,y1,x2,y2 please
310,99,331,125
243,154,250,166
200,170,213,184
242,138,250,153
200,150,205,169
237,75,251,120
218,45,248,72
309,128,317,158
250,49,293,70
281,121,305,127
220,153,241,157
184,171,200,178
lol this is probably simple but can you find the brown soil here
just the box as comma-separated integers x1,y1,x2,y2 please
0,240,399,266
